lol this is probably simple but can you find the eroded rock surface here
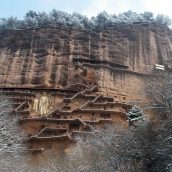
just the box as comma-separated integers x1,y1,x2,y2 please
0,23,172,101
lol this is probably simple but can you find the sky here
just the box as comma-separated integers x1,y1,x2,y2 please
0,0,172,19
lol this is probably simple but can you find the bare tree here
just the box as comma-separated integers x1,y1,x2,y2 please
0,93,28,171
0,93,24,153
144,73,172,119
152,116,172,172
142,72,172,172
67,124,146,172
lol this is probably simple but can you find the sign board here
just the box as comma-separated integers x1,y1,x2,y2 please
155,64,165,70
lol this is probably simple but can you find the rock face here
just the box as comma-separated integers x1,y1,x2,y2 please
1,22,172,152
0,23,172,101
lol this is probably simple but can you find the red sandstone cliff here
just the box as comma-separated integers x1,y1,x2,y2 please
0,23,172,101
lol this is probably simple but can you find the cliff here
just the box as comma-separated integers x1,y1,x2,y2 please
1,23,172,101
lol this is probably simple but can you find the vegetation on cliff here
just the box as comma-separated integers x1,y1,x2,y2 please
0,10,171,31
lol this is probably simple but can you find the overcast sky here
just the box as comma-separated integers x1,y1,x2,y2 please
0,0,171,19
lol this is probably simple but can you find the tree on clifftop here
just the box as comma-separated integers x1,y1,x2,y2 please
1,10,171,31
156,14,172,26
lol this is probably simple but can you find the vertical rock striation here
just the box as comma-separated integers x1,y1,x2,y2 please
0,23,172,101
